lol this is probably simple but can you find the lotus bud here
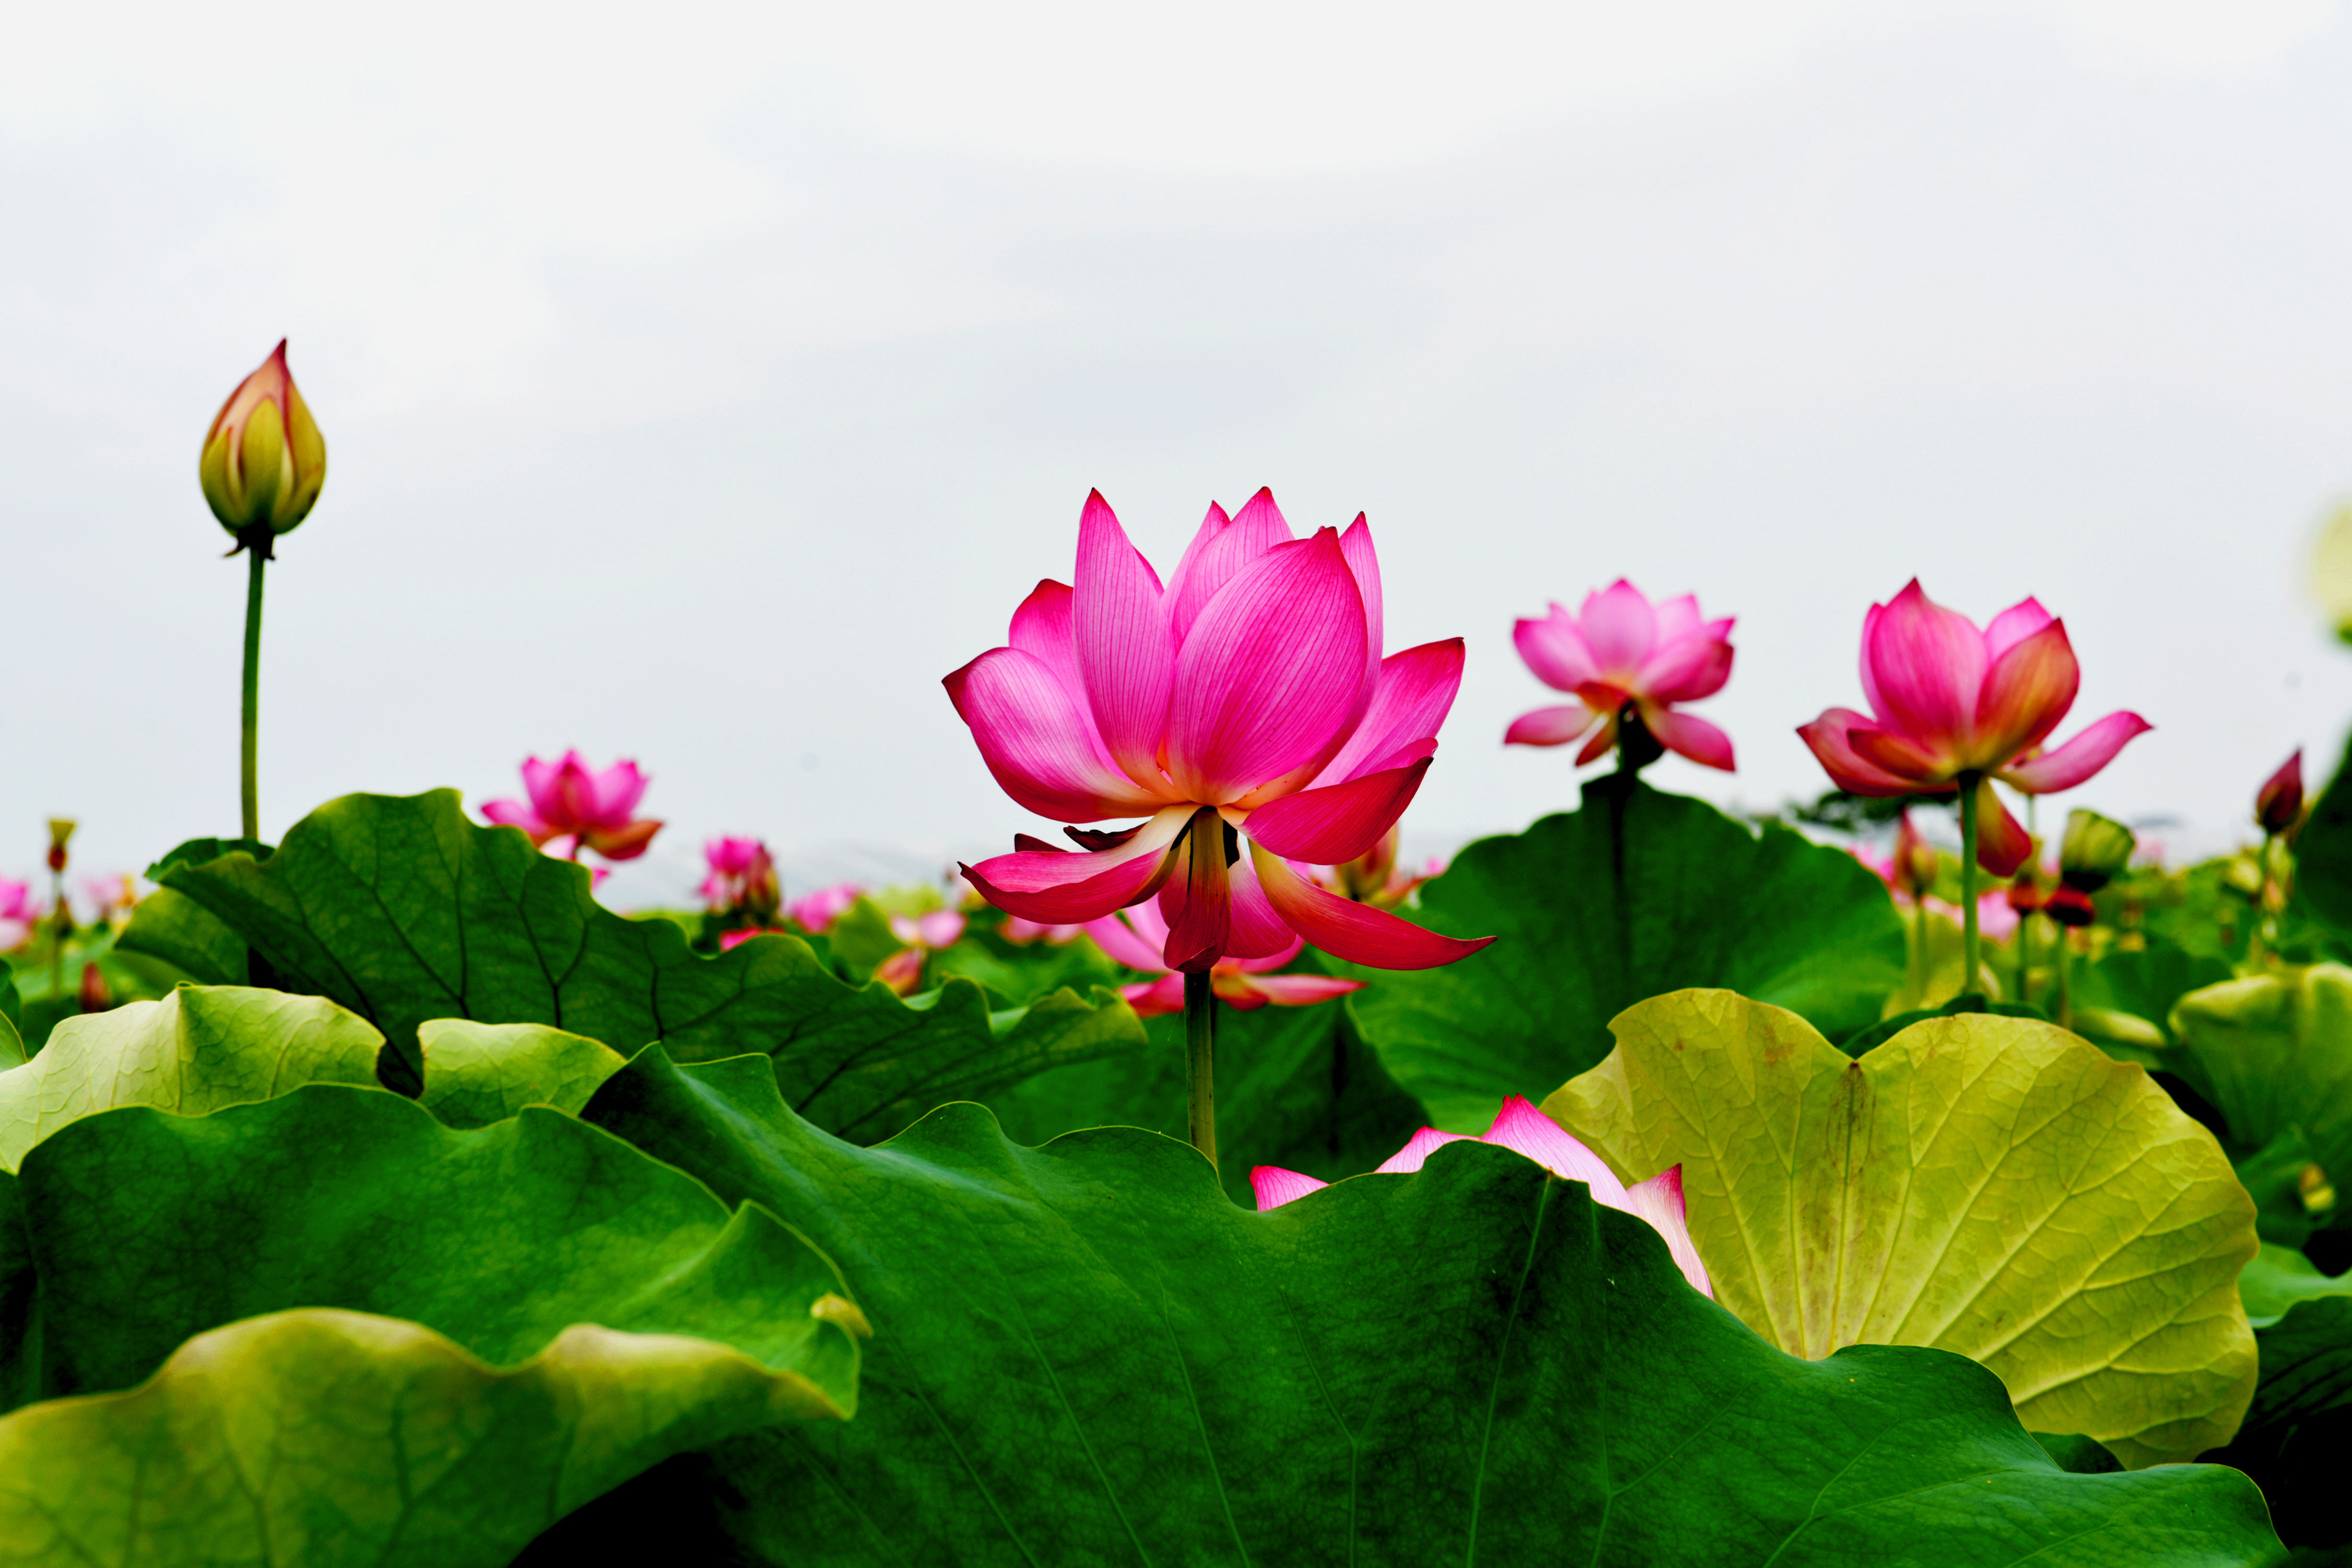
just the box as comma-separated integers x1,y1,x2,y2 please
2044,884,2097,928
77,962,111,1014
2058,809,2134,894
200,340,327,551
1893,812,1940,899
2004,870,2044,914
2257,750,2304,838
45,818,76,875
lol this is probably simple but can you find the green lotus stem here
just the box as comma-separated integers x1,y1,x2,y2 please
2246,829,2275,968
1184,970,1217,1171
240,542,267,844
1912,893,1928,1000
2016,899,2033,1009
1957,773,1981,998
2056,928,2074,1029
48,869,65,1000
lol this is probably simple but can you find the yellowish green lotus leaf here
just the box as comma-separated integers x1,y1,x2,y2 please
0,984,381,1171
418,1018,628,1128
0,1011,21,1071
0,1306,854,1568
1543,989,2258,1467
2171,963,2352,1206
2311,499,2352,642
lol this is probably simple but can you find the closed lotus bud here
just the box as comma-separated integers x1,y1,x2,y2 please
2044,884,2097,928
1893,812,1939,898
2257,750,2304,837
77,961,111,1014
2059,809,2134,894
45,817,76,875
200,340,327,546
2005,870,2044,913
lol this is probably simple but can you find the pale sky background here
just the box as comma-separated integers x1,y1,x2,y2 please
5,0,2350,906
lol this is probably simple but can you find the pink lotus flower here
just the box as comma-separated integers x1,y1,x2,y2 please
1505,583,1735,770
1085,865,1363,1017
0,878,41,952
944,490,1493,974
482,752,663,861
2258,750,2304,836
700,836,781,916
719,927,781,952
873,909,967,996
1307,824,1443,910
1252,1096,1712,1297
1003,915,1085,944
1798,582,2151,875
787,882,863,935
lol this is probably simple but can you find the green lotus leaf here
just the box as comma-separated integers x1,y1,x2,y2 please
2171,965,2352,1223
1339,780,1905,1129
0,1306,848,1568
2202,1296,2352,1552
2239,1242,2352,1327
1543,990,2258,1467
0,1010,20,1071
419,1018,628,1128
546,1045,2279,1563
149,789,1142,1142
0,985,382,1172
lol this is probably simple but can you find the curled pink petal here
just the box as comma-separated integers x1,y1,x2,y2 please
1505,702,1599,748
1228,972,1363,1007
1618,1166,1713,1297
1797,709,1926,797
1513,607,1598,693
1122,974,1187,1017
1996,711,2152,794
945,648,1163,821
1074,491,1177,791
1165,529,1367,803
1251,1166,1330,1209
1972,777,2034,877
1639,706,1734,773
1251,844,1495,971
1574,712,1622,767
961,807,1190,924
1240,758,1431,866
1971,619,2079,766
1315,639,1465,786
581,818,662,861
1864,582,1985,757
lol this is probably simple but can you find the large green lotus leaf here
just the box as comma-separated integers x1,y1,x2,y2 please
986,987,1426,1205
1543,990,2259,1467
2203,1296,2352,1552
2292,730,2352,936
1340,780,1906,1129
2171,966,2352,1220
419,1018,628,1128
2240,1243,2352,1326
552,1045,2279,1564
0,1306,851,1568
153,789,1143,1142
0,985,381,1171
0,1009,20,1069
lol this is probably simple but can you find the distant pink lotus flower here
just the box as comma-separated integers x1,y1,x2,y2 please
1506,583,1735,770
1798,582,2150,875
1252,1096,1712,1297
1003,915,1085,944
1085,862,1363,1017
700,836,780,916
1307,824,1443,909
944,490,1493,974
873,909,967,996
0,878,41,952
482,752,663,861
719,927,779,952
2258,750,2304,836
787,882,863,935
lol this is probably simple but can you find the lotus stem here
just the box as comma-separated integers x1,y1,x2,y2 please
1957,773,1981,998
1911,893,1928,1001
1184,970,1217,1171
2057,927,2074,1029
239,541,267,844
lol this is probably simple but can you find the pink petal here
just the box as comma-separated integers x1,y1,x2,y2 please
1228,931,1308,974
1574,711,1622,766
1082,909,1171,973
944,648,1166,821
1639,705,1734,771
1312,639,1465,787
588,759,649,825
1231,973,1364,1007
1240,758,1431,866
961,807,1190,924
1073,490,1177,791
1009,579,1091,708
1857,603,1891,725
1848,725,1950,784
1972,777,2034,877
1481,1097,1628,1196
1996,711,2152,794
1633,619,1734,704
1376,1125,1473,1174
1251,1166,1330,1209
1338,513,1385,699
1160,811,1235,972
1123,974,1187,1017
1971,619,2079,767
1166,497,1292,645
1797,709,1927,797
520,753,573,818
1219,848,1297,960
480,799,551,839
914,910,967,948
1864,581,1985,757
1165,529,1368,803
1982,597,2055,663
1616,1166,1714,1297
1251,844,1496,970
1513,606,1599,693
1504,702,1599,747
1577,581,1659,677
1652,594,1705,643
581,818,661,861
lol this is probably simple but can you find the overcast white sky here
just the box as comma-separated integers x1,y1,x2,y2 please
5,0,2349,903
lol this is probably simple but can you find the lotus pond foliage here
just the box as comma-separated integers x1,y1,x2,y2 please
7,348,2352,1564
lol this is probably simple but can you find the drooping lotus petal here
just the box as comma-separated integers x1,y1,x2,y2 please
1578,581,1658,675
1251,844,1494,969
1165,531,1367,803
1574,713,1622,766
1314,639,1465,786
1972,777,2034,877
1215,846,1297,960
1639,705,1735,772
480,799,552,841
1864,582,1986,753
1121,973,1188,1016
1073,491,1177,790
1982,597,2055,663
1229,972,1362,1007
1617,1167,1713,1297
1796,709,1929,797
1504,702,1600,747
1082,906,1169,972
1161,811,1236,972
1240,758,1431,866
1635,618,1736,703
1008,579,1090,708
1513,607,1599,693
1971,619,2080,765
945,648,1162,821
962,807,1190,924
580,817,662,861
1997,711,2154,794
1249,1165,1331,1208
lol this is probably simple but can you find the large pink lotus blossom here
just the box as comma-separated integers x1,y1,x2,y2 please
1085,864,1363,1017
0,878,41,952
944,490,1494,974
1506,582,1735,770
787,882,863,935
481,752,663,861
1798,582,2150,876
1252,1096,1712,1297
